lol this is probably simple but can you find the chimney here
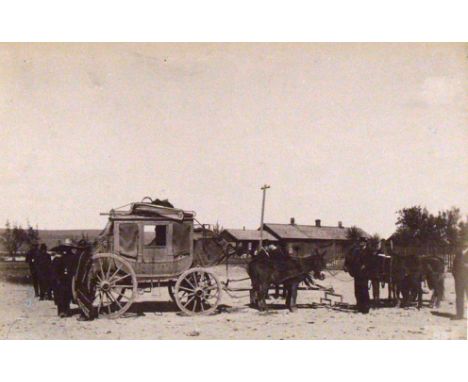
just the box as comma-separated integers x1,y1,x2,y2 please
315,219,321,227
290,217,295,225
338,221,343,228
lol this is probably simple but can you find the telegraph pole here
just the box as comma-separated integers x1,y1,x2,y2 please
259,184,270,249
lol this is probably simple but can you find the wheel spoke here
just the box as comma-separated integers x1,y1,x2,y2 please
193,298,198,312
183,295,196,308
204,284,219,291
107,291,123,310
179,286,195,293
178,290,191,301
106,259,113,279
110,273,130,284
201,298,211,307
108,263,123,282
192,273,199,287
98,259,106,281
116,291,130,301
183,278,196,289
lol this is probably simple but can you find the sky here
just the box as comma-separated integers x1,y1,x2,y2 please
0,43,466,237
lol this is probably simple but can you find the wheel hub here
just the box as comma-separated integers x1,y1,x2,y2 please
100,280,111,292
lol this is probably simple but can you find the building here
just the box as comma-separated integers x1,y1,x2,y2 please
263,218,369,262
221,228,278,256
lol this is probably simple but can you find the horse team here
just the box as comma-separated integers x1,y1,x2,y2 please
248,238,465,318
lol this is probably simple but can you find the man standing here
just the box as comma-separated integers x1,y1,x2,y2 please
25,242,40,297
346,237,371,314
50,249,73,317
452,247,468,320
36,243,53,300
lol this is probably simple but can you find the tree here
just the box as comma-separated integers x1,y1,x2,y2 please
212,221,223,236
392,206,466,254
25,224,40,246
346,226,364,244
1,221,28,261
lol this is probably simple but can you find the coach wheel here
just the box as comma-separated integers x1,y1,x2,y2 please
174,268,222,316
89,253,138,319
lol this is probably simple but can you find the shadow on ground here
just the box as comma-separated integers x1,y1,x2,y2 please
430,310,463,321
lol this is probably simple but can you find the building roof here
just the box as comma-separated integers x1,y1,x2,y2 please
222,229,278,242
264,223,368,241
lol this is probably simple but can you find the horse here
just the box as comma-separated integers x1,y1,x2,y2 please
248,248,326,312
389,253,423,309
421,255,445,308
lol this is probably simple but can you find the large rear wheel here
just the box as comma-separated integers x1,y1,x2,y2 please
88,253,138,319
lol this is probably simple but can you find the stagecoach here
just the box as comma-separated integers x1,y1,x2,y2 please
71,199,223,318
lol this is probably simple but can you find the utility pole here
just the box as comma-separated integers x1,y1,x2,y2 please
259,184,270,250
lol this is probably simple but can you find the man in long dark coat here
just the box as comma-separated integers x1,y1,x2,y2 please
345,238,371,314
36,244,53,300
25,243,39,297
50,250,74,317
452,248,468,320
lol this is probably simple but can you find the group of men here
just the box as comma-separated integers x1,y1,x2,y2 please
347,237,468,319
25,242,75,318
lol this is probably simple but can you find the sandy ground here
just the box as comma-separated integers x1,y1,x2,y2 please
0,263,466,340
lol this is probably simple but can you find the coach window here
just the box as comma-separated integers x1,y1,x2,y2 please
118,223,139,258
143,224,167,247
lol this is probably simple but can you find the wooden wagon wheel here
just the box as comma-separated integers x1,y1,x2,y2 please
174,268,222,316
88,253,138,319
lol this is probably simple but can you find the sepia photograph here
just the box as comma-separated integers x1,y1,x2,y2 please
0,42,467,340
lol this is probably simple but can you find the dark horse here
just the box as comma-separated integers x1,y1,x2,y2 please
248,248,326,312
421,255,445,308
388,253,424,308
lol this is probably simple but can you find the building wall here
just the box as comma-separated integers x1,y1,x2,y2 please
281,240,348,258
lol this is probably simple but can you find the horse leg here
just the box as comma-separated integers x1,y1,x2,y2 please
285,283,292,308
274,285,280,299
417,278,423,310
257,283,268,311
429,290,435,308
395,284,402,308
371,279,380,306
288,282,299,312
249,289,258,307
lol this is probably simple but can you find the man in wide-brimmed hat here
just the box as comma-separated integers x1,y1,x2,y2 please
346,236,371,314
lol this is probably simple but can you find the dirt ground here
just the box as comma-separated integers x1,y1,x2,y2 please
0,263,466,340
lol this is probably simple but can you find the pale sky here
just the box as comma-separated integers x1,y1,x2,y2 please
0,43,467,237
